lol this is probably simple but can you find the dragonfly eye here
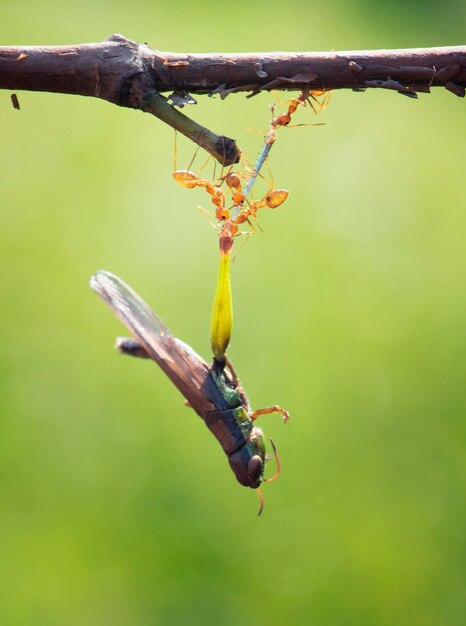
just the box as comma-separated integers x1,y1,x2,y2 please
247,455,263,486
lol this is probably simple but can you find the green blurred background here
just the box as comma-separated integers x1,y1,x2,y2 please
1,2,465,624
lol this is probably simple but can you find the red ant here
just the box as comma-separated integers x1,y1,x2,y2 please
173,162,289,233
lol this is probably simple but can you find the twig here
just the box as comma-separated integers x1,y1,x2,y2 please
142,91,240,164
242,111,277,201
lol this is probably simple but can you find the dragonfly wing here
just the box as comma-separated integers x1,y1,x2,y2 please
90,270,229,417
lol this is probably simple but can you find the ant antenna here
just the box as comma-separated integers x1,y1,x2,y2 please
257,487,265,516
263,438,281,483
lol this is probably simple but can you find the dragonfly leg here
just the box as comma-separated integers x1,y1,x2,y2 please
250,405,290,423
224,357,250,406
115,337,150,359
225,356,240,385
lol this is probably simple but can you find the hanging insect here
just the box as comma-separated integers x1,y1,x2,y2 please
90,270,289,515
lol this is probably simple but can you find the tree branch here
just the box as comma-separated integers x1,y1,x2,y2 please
1,34,465,162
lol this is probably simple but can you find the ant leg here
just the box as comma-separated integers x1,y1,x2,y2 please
252,218,264,233
173,133,201,187
246,126,267,136
241,152,256,177
232,229,255,261
305,96,319,115
186,144,201,172
173,130,200,173
217,165,234,187
197,206,222,233
173,133,210,178
273,90,287,106
173,129,178,171
248,160,273,187
322,89,333,111
284,122,325,129
249,405,290,423
308,90,332,114
115,337,150,359
195,151,213,176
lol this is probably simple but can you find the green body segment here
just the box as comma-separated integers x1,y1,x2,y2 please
91,270,269,491
210,249,232,362
207,363,267,489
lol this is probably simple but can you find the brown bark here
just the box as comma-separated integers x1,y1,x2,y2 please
1,34,464,162
1,35,465,97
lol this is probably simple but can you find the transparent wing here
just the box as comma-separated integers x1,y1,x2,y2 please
90,270,228,416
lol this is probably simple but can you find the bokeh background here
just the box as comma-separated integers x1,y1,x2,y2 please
1,2,465,624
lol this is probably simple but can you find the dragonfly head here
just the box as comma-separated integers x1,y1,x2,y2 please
228,426,266,489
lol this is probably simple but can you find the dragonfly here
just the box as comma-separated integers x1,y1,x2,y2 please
90,270,289,515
